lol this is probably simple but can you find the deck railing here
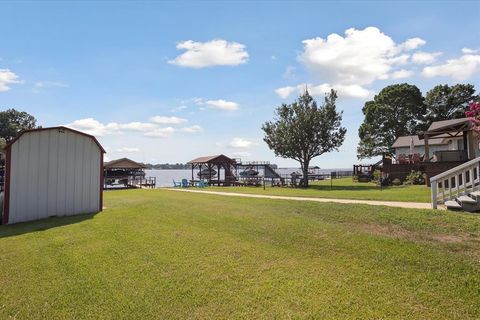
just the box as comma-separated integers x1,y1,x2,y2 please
430,156,480,209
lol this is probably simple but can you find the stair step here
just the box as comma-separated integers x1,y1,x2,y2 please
457,195,477,204
444,200,462,210
470,191,480,197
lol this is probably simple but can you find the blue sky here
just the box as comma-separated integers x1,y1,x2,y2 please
1,1,479,168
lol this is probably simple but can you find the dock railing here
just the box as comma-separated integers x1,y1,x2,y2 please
430,156,480,209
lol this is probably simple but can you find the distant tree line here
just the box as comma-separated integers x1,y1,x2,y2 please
357,83,479,159
142,163,279,170
142,163,192,170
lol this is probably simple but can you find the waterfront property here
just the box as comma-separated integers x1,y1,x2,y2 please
0,189,478,319
1,126,104,224
383,118,478,183
104,158,155,189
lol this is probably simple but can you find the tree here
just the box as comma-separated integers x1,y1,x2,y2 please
357,83,425,159
422,84,478,127
0,109,39,142
0,137,5,154
262,90,346,187
465,101,480,134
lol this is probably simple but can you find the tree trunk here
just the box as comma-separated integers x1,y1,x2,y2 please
301,159,310,188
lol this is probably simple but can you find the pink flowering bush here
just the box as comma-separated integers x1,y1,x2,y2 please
466,102,480,134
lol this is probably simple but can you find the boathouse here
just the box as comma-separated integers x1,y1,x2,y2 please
1,126,105,224
104,158,155,189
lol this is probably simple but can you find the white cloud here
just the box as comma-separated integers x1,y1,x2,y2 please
275,86,297,99
66,118,112,136
66,118,174,137
309,83,373,99
204,99,239,111
171,105,188,113
400,37,426,50
422,54,480,80
168,39,249,68
116,122,158,131
390,69,414,79
115,147,140,152
0,69,22,92
412,51,442,64
275,83,372,100
181,125,203,133
34,81,68,88
229,138,256,148
462,48,480,54
298,27,426,86
150,116,187,125
143,127,175,138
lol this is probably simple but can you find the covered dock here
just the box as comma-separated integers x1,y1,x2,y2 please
104,158,155,189
187,154,239,186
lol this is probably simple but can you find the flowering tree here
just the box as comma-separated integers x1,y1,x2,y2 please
465,102,480,134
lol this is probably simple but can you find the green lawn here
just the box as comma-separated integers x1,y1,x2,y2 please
1,189,479,319
207,177,432,203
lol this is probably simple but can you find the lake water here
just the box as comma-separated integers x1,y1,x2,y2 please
146,168,351,187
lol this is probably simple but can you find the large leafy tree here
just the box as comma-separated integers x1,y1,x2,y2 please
262,90,346,187
422,84,478,127
357,83,425,159
0,109,39,142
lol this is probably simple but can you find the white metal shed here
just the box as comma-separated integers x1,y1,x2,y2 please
2,126,105,224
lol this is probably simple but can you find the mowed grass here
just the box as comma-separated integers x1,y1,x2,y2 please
0,189,479,319
208,177,432,203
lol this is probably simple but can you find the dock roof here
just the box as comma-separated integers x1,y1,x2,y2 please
187,154,236,165
104,158,146,169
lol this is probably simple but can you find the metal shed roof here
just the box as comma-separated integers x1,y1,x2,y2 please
4,126,106,153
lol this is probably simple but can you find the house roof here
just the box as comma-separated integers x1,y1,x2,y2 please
392,135,447,148
104,158,146,169
187,154,236,164
4,126,106,153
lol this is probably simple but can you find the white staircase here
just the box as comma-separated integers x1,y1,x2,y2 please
431,156,480,211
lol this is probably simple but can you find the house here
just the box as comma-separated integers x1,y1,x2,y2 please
1,126,105,224
392,135,464,159
383,117,479,183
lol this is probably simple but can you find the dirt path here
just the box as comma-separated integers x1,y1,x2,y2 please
165,188,435,210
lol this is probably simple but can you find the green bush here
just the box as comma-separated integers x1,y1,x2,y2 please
392,178,402,186
372,169,382,182
404,170,425,185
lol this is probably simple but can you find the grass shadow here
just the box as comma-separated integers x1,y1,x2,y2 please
0,212,98,239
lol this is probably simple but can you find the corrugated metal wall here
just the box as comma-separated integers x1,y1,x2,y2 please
7,129,101,223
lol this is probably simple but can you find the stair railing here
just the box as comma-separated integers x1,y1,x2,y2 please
430,156,480,209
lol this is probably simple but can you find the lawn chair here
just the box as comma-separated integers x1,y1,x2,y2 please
181,179,189,188
197,180,207,188
172,179,182,188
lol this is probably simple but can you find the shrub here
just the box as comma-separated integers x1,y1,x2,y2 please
372,169,382,182
404,170,425,185
392,178,402,186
